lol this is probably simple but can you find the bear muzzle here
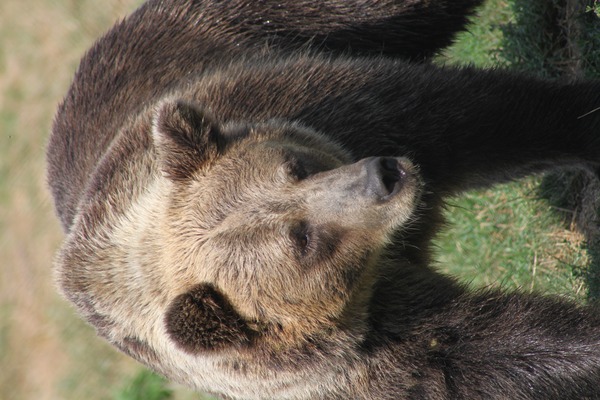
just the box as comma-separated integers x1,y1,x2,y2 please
300,156,420,231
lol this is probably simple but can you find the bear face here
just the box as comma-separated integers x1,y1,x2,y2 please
153,101,422,350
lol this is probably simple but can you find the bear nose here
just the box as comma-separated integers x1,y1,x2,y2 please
366,157,407,200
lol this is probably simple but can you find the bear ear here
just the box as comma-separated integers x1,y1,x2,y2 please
152,100,222,181
165,284,254,354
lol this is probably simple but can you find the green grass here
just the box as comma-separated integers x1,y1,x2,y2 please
588,0,600,17
435,177,587,297
439,0,513,67
114,370,174,400
114,370,218,400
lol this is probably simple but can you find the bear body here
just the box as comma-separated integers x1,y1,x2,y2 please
48,0,600,398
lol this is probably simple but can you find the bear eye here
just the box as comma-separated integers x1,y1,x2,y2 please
290,221,311,254
284,158,308,181
298,234,309,249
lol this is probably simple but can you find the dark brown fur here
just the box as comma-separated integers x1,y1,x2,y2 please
165,284,254,351
48,0,600,399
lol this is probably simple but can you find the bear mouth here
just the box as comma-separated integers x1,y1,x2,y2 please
366,157,410,201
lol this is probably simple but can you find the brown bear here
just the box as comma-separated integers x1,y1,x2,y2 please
48,0,600,398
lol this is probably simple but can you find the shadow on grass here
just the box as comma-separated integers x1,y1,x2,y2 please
539,169,600,300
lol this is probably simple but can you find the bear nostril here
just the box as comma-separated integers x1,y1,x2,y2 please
379,157,406,195
364,156,408,200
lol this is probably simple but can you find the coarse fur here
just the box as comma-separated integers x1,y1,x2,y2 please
48,0,600,399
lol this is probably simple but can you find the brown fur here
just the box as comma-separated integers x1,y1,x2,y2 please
165,284,254,351
48,0,600,399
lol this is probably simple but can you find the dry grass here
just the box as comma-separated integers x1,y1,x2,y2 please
1,1,153,399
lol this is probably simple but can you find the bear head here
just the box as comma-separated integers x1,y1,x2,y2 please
147,99,422,353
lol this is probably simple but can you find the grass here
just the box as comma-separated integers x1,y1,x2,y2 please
114,370,174,400
439,0,513,67
588,0,600,17
0,0,593,399
435,177,588,297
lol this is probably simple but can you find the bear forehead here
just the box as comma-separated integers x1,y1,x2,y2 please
179,135,346,220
